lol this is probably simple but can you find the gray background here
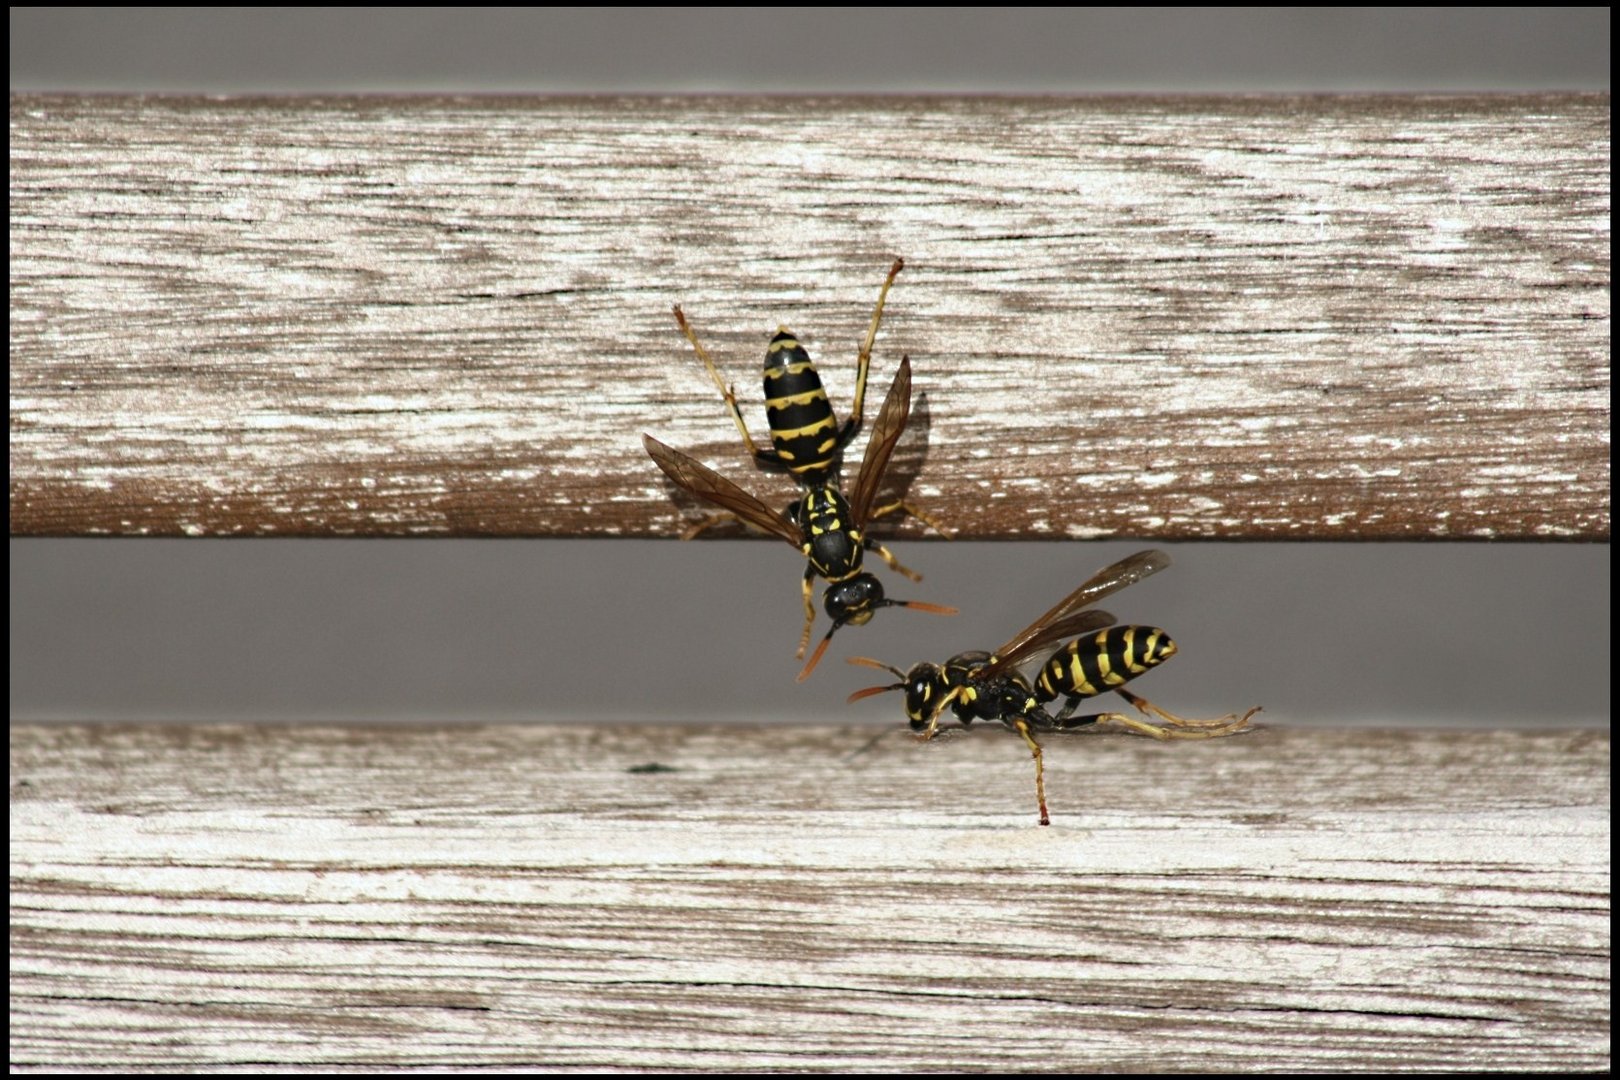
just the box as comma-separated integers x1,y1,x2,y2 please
9,8,1611,92
9,9,1610,726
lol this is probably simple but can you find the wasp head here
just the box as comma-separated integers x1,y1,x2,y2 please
823,573,885,626
844,657,949,733
798,578,957,682
899,662,948,731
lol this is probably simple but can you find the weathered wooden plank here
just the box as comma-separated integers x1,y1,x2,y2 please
9,94,1609,539
9,723,1608,1071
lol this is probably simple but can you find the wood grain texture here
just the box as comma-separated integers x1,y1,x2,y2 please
10,722,1609,1071
9,94,1610,539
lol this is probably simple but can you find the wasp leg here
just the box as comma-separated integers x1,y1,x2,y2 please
1089,713,1252,740
1117,688,1260,733
1010,717,1051,826
1082,688,1259,740
862,537,924,582
917,684,964,741
673,304,778,467
1051,711,1199,741
1044,698,1101,729
869,498,954,540
845,257,904,436
681,511,744,541
796,567,817,660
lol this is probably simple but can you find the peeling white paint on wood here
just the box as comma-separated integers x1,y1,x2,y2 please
9,723,1609,1070
9,94,1610,538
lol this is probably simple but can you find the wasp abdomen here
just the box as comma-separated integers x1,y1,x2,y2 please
1035,626,1177,702
764,329,840,478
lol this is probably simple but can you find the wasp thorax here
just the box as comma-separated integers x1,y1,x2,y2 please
824,574,884,623
806,526,858,575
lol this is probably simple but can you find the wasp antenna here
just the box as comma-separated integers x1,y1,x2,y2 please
796,630,837,683
895,600,958,617
846,656,907,679
847,683,901,704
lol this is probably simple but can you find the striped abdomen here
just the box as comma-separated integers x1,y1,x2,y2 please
764,328,841,484
1034,626,1177,703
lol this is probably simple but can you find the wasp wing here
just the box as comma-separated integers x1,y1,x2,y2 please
847,355,911,530
977,550,1171,677
1022,608,1119,650
643,434,802,547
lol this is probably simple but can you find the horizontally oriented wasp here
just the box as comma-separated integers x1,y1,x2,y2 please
846,550,1259,825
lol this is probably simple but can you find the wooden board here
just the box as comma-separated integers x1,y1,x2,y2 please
9,94,1610,539
10,722,1609,1071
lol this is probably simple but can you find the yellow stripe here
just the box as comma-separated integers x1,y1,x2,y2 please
1115,627,1139,676
1088,634,1114,683
766,388,828,408
774,417,837,440
765,361,817,379
1067,650,1095,696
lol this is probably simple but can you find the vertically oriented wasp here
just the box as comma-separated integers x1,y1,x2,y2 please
847,550,1259,825
645,261,953,679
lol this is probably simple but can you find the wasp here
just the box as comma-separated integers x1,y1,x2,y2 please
846,549,1260,825
644,354,955,682
646,261,953,679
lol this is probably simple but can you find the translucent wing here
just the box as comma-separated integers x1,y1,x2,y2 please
978,550,1171,677
643,434,802,547
847,356,911,530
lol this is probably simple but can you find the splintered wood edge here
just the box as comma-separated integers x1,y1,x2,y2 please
8,94,1610,540
9,722,1610,1071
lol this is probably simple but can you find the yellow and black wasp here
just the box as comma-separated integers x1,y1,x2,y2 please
644,355,955,682
846,549,1259,825
646,260,953,679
